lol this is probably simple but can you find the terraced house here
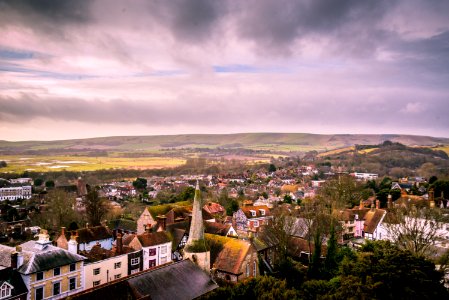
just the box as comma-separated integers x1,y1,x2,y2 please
0,230,85,300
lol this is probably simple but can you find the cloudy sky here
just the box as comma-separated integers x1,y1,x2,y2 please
1,0,448,141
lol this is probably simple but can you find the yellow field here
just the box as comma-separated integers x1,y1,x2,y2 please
435,145,449,155
358,147,378,154
0,155,185,173
318,146,355,157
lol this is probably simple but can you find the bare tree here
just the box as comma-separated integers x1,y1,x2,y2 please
43,189,76,229
384,206,444,257
83,188,109,226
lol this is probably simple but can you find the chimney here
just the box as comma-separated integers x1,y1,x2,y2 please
68,233,78,254
10,252,18,269
16,246,23,268
86,223,89,228
156,215,167,231
116,233,123,255
387,194,393,209
429,189,435,208
359,200,364,209
376,199,380,209
145,223,152,233
370,202,375,211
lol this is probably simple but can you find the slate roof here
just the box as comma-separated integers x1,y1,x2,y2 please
0,245,15,268
69,260,218,300
18,241,85,274
0,267,28,298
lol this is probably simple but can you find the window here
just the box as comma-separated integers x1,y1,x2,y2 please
259,209,265,216
54,267,61,276
69,277,76,290
36,271,44,281
70,263,76,272
93,280,101,287
130,268,139,275
246,263,249,276
148,248,156,256
0,283,12,299
53,282,60,296
253,220,259,227
149,259,156,268
35,287,44,300
131,258,140,265
160,246,167,254
253,261,257,277
250,210,256,217
160,256,167,264
114,262,122,269
114,274,121,280
93,268,100,275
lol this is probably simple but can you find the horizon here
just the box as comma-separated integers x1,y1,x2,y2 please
1,1,449,140
2,131,449,143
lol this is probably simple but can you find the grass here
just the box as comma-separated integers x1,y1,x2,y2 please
317,146,355,157
434,145,449,155
0,155,185,173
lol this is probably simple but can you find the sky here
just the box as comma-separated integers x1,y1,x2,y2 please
1,0,449,141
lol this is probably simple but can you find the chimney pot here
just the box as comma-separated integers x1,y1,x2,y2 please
11,252,18,269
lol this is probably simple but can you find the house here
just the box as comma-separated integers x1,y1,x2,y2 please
202,202,226,222
251,230,279,274
204,222,237,237
233,205,272,233
0,186,32,201
76,226,114,251
56,226,113,252
0,267,28,300
67,260,218,300
136,208,157,235
0,230,86,300
122,230,172,271
206,234,259,282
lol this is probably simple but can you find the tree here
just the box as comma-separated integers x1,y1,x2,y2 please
318,175,362,209
44,189,76,229
83,188,109,226
268,163,277,173
417,162,437,179
34,178,44,186
324,224,338,277
132,177,147,190
45,180,55,188
0,161,7,168
383,206,444,257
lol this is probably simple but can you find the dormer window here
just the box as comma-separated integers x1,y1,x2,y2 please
259,209,265,216
0,282,12,299
250,210,256,217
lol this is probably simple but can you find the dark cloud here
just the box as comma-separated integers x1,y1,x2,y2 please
0,0,91,24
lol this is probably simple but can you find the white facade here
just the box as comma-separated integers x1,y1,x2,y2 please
0,186,32,201
83,254,128,289
351,173,379,180
142,241,172,270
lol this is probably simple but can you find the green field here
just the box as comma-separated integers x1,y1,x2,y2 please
0,155,186,173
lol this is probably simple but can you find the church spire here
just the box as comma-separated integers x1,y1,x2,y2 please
186,180,204,245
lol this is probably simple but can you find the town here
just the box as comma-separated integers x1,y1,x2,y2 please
0,152,448,299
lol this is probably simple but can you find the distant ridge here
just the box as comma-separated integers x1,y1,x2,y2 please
1,133,448,154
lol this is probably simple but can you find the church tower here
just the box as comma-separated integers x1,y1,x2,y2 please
183,181,210,272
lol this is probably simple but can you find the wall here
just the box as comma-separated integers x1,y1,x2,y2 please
142,241,172,270
27,261,83,300
83,254,128,289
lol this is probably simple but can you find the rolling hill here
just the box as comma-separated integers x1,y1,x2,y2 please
1,133,448,155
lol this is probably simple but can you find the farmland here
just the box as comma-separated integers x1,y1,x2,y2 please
0,155,186,173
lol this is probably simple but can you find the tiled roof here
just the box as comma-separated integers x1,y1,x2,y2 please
76,226,113,244
240,205,271,219
204,222,230,236
206,234,252,275
363,209,386,234
137,231,171,247
202,202,225,215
